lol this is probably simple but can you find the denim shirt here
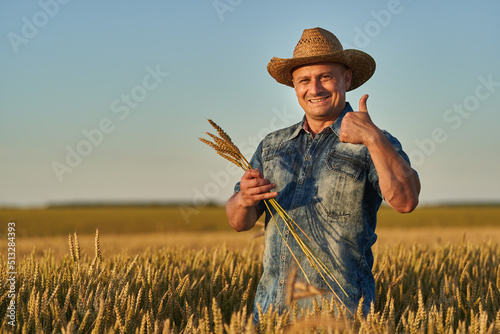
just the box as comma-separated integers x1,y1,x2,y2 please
234,103,412,322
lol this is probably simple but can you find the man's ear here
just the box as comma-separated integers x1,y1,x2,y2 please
291,70,297,88
344,68,353,91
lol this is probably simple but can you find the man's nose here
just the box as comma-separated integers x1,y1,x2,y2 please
309,79,324,95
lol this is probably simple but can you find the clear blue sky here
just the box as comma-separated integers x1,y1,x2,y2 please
1,0,499,207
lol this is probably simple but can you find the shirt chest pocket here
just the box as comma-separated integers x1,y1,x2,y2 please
325,144,368,181
262,141,294,161
317,144,369,219
261,141,295,192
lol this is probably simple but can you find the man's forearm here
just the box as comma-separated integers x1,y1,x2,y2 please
226,192,261,232
366,131,421,213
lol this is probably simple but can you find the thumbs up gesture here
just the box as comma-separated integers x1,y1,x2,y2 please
358,94,369,113
339,94,380,146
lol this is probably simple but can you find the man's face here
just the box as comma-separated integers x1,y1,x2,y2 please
292,63,352,122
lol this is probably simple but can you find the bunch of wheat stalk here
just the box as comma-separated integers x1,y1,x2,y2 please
199,119,350,313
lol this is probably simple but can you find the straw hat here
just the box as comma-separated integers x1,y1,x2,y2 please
267,27,376,91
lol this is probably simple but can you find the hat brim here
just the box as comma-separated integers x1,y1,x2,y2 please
267,50,375,91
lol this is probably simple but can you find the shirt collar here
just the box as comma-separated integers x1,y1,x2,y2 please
288,102,353,140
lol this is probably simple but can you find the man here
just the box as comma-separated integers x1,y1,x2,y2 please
226,27,420,321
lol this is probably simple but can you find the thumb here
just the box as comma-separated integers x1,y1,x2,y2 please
359,94,369,113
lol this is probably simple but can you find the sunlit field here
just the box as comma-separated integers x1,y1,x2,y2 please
3,205,500,258
1,205,500,333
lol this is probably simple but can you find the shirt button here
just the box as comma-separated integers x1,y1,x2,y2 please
298,179,303,185
281,255,286,260
284,230,289,235
280,279,285,284
306,156,311,161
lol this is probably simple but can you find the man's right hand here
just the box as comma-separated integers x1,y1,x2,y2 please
238,169,278,207
226,169,277,232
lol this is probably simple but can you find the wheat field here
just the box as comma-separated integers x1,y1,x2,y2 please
1,206,500,333
1,234,500,333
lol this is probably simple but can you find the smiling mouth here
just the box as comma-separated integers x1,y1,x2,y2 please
309,96,330,103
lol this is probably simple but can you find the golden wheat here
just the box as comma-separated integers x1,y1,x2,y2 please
95,227,102,262
74,232,81,261
68,233,75,262
1,232,500,333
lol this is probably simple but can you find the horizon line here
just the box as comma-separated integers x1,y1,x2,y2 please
1,199,500,210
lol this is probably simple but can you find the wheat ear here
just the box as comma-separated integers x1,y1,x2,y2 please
74,232,81,261
95,227,102,262
68,234,76,262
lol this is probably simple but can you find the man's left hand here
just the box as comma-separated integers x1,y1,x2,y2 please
339,94,380,146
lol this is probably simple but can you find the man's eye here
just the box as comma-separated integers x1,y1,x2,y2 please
321,75,331,81
300,79,309,84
